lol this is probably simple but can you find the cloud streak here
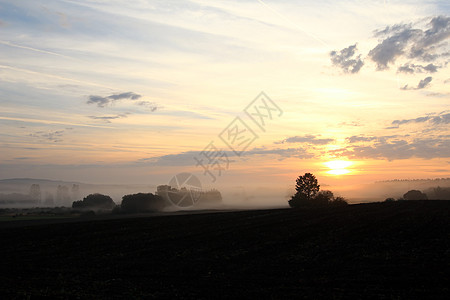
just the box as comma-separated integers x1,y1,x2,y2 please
276,134,334,145
87,92,141,107
390,112,450,127
29,130,65,143
138,146,314,166
88,114,129,123
331,137,450,160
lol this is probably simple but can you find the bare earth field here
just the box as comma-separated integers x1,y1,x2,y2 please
0,200,449,299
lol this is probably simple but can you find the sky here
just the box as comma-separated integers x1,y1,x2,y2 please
0,0,449,197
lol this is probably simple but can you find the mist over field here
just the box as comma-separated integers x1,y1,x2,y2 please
1,177,449,210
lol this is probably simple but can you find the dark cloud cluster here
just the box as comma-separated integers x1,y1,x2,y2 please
390,112,450,127
276,134,334,145
370,16,450,69
397,63,439,73
369,24,419,70
401,76,433,90
330,44,364,73
330,16,449,89
87,92,141,107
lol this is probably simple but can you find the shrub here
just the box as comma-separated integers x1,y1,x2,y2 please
121,193,166,213
72,193,115,210
403,190,428,200
329,196,348,206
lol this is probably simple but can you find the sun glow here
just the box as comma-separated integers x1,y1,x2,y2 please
324,160,353,175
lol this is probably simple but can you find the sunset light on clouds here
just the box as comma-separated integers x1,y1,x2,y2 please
0,0,449,197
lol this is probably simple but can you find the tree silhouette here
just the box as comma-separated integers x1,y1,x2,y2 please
72,193,115,210
329,196,348,206
288,173,348,207
314,190,334,206
121,193,166,213
289,173,320,207
403,190,427,200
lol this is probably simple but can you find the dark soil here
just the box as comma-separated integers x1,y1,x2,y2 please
1,201,449,299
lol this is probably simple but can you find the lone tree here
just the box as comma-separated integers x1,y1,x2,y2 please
288,173,348,208
289,173,320,207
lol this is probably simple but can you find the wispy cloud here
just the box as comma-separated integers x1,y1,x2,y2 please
276,134,334,145
0,116,113,128
138,146,314,166
136,101,159,112
0,40,73,60
389,111,450,127
87,113,129,123
29,130,65,143
331,136,450,160
87,92,141,107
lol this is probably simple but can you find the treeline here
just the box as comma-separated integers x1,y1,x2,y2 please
385,186,450,202
377,178,450,182
72,187,223,214
71,193,172,213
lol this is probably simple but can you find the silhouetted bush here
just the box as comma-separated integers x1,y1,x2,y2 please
314,190,334,206
384,197,396,202
329,196,348,206
72,193,115,210
403,190,428,200
121,193,166,213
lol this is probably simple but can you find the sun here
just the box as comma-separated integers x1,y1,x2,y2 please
324,160,353,175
